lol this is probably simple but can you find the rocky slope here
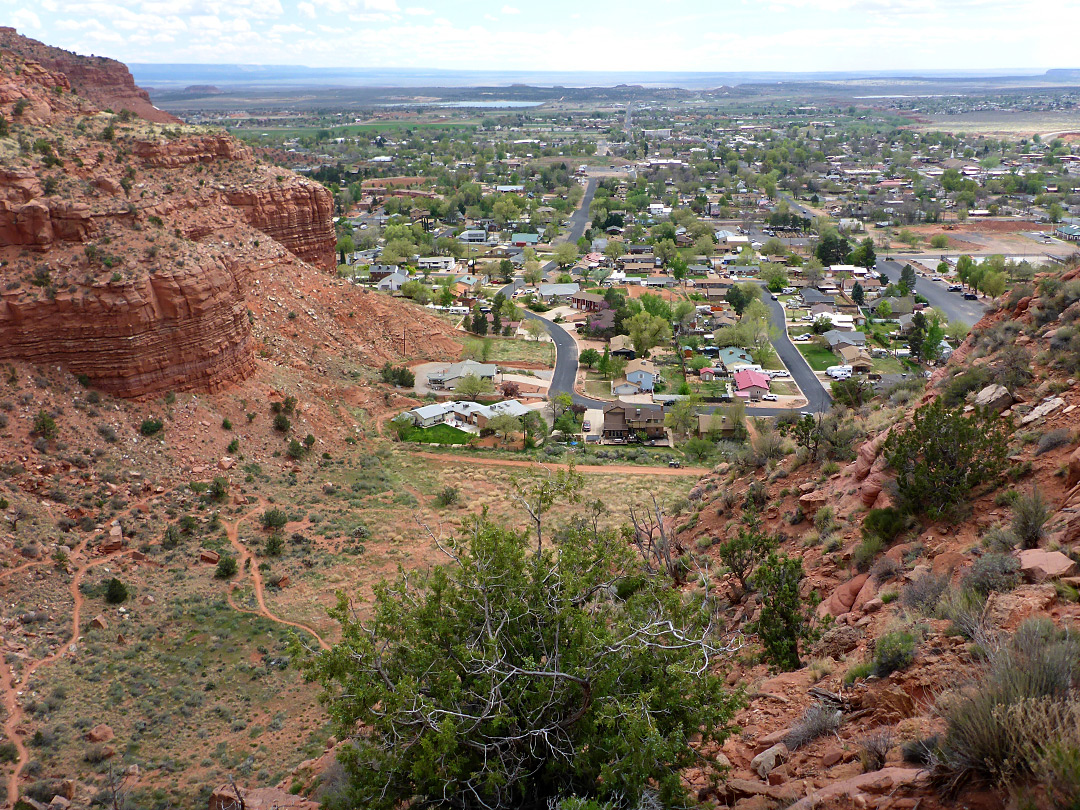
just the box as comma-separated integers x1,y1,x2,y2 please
669,259,1080,809
0,32,445,398
0,27,178,124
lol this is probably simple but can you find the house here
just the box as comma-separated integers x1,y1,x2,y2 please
837,345,874,371
377,271,410,292
427,360,498,391
699,367,725,382
875,296,915,317
537,283,580,302
697,412,738,439
405,403,451,428
601,403,665,442
403,398,531,430
801,289,835,306
417,256,456,271
458,230,489,243
571,291,607,312
733,368,770,400
609,335,636,360
625,358,659,392
823,330,867,351
810,303,836,318
368,264,401,282
587,309,616,331
512,233,540,247
717,347,754,369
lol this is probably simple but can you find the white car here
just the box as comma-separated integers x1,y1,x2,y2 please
772,370,791,378
762,394,779,401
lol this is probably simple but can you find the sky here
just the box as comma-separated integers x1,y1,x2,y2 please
5,0,1079,74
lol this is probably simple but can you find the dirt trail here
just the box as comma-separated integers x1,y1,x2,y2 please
1,541,141,808
410,451,709,476
222,506,329,650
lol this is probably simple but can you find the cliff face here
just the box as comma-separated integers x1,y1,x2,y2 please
0,257,259,397
0,27,179,124
0,34,340,396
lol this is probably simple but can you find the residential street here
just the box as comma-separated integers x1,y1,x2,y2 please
876,259,989,325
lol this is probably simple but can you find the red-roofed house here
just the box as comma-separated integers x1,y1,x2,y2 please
733,369,770,400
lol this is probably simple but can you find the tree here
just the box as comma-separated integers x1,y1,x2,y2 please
550,391,574,423
336,235,355,264
299,517,741,810
579,348,601,369
847,237,876,269
907,311,927,360
900,264,917,293
553,242,578,268
626,311,671,357
524,319,547,341
471,305,488,336
664,396,700,437
486,414,523,446
876,300,892,321
455,374,495,401
105,577,128,604
603,241,625,262
851,282,865,307
725,284,754,315
883,399,1011,521
750,553,814,671
523,261,544,286
815,232,850,265
717,514,775,595
761,264,788,292
930,234,949,249
981,270,1007,299
1048,202,1064,223
498,259,515,283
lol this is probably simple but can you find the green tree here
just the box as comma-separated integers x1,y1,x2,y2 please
876,300,892,321
336,234,355,264
815,232,850,265
299,518,741,810
105,577,128,604
851,281,865,307
579,348,601,369
553,242,578,268
626,311,671,357
455,374,495,401
717,514,775,594
1048,202,1064,223
761,264,788,292
900,264,917,293
883,399,1011,521
664,396,700,437
981,270,1007,299
930,234,949,249
847,237,876,269
654,238,678,266
486,414,523,445
750,552,814,671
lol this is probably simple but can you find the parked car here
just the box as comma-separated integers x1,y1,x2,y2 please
948,284,963,292
582,420,591,432
668,460,682,468
772,370,791,377
762,393,779,401
964,292,978,300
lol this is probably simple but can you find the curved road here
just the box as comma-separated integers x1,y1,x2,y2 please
502,175,831,416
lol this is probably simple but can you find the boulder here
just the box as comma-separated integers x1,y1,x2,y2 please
931,551,967,577
209,785,319,810
217,456,236,470
820,574,870,618
973,384,1013,414
751,743,788,779
90,615,108,630
1067,446,1080,489
1018,549,1078,583
983,585,1057,631
816,625,862,658
787,768,928,810
1020,397,1064,426
86,724,113,743
799,491,829,516
200,549,220,564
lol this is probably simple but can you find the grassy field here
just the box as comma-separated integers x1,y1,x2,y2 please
797,343,839,371
917,111,1080,136
463,337,555,366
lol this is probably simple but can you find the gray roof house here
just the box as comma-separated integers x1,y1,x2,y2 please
823,330,867,349
377,271,410,292
427,360,498,391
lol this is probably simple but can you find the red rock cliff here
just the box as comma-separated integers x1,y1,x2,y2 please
0,27,179,124
0,39,339,397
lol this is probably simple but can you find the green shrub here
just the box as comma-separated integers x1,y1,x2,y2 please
1012,488,1051,549
139,418,163,436
104,577,127,604
215,556,238,579
221,417,233,430
261,508,288,530
862,507,908,544
873,630,917,676
717,515,775,592
852,536,885,573
264,534,284,557
783,703,841,750
750,552,814,671
844,661,873,684
435,486,460,508
962,553,1020,597
273,413,291,433
32,410,58,439
208,476,229,502
883,399,1010,522
227,438,239,454
286,439,305,460
935,618,1080,796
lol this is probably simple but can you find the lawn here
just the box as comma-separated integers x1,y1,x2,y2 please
463,337,555,366
797,343,839,371
408,424,474,445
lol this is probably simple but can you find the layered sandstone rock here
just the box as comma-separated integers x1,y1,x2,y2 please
0,27,179,124
224,183,336,271
0,257,259,397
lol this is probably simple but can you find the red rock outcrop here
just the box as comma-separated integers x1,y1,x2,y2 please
0,27,179,123
0,255,261,397
224,183,336,272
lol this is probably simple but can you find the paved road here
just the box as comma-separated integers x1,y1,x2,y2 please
876,259,988,326
759,289,833,414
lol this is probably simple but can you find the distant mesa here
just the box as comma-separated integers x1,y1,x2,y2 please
181,85,224,95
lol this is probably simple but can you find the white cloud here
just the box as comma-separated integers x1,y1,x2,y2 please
502,4,520,12
12,8,43,30
298,1,316,16
404,5,433,14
